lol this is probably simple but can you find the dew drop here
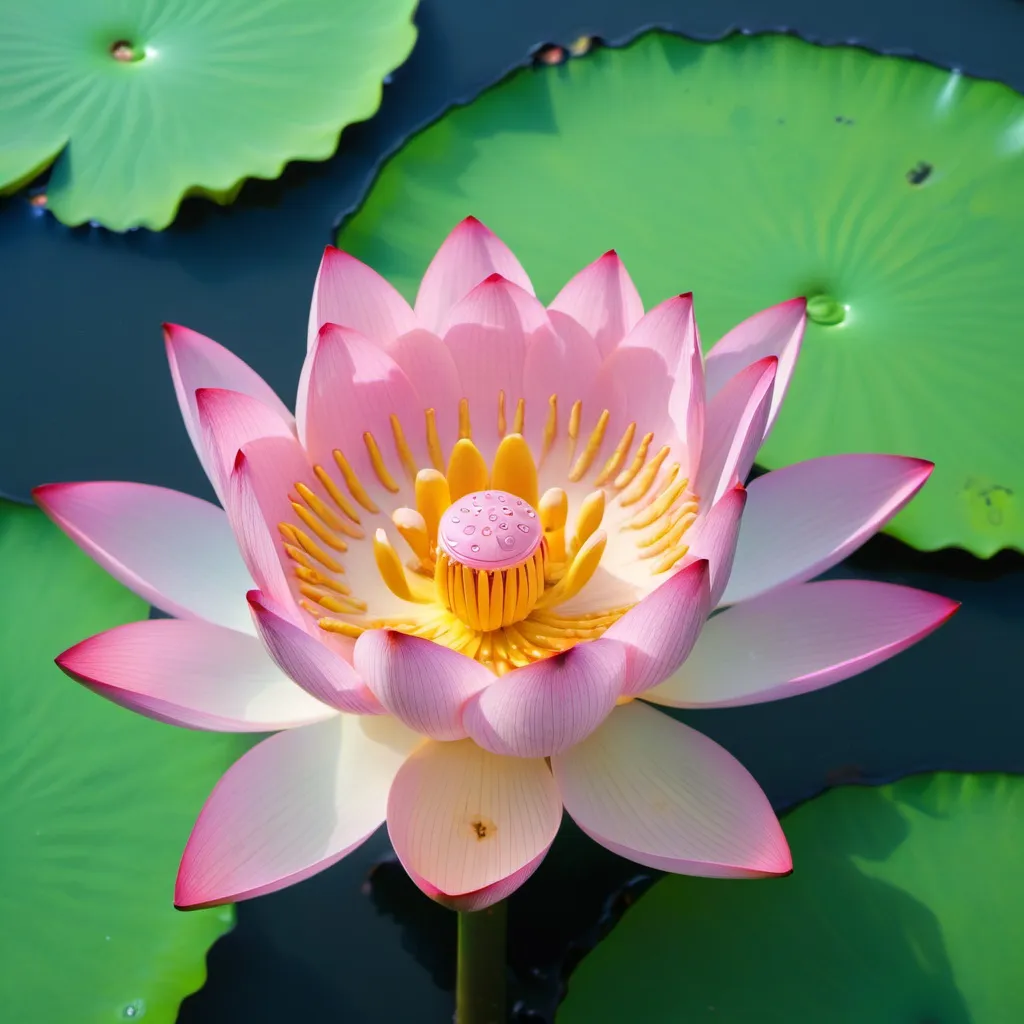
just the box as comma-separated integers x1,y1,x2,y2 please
460,507,470,513
471,544,480,553
451,516,460,524
526,510,536,518
488,513,498,521
517,523,531,534
498,522,509,530
482,526,492,536
122,999,146,1019
463,525,476,535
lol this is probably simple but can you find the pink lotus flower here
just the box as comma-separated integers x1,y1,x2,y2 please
37,218,956,912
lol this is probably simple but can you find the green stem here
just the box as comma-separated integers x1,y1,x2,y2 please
456,901,508,1024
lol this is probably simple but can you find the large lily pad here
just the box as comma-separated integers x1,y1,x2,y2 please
0,0,418,230
558,772,1024,1023
338,32,1024,557
0,500,245,1022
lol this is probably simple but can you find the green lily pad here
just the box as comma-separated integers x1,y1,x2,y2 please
0,500,245,1022
558,772,1024,1023
338,32,1024,557
0,0,418,230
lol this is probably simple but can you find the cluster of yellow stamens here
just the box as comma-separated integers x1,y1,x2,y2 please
279,394,699,674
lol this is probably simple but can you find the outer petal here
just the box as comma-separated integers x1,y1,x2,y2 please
722,455,934,605
603,559,710,697
34,481,253,633
165,324,294,498
57,619,334,731
552,702,791,878
307,246,418,350
248,591,383,715
227,439,310,609
681,484,747,607
353,630,493,741
300,323,424,484
463,639,625,757
176,714,422,908
403,851,550,912
704,298,806,441
647,580,959,709
694,356,776,505
548,250,644,358
386,739,562,901
414,216,534,333
197,387,295,501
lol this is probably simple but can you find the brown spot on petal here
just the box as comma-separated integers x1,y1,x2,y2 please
468,816,497,841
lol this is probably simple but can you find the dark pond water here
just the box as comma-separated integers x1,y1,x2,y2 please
1,0,1021,1020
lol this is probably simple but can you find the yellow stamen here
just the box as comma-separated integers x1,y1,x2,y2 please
312,467,362,527
447,438,488,502
295,482,363,539
389,414,419,482
373,529,434,603
316,617,364,638
491,433,539,508
614,432,653,490
290,502,348,551
512,398,526,435
640,509,697,559
458,397,472,439
536,529,607,609
627,470,689,530
651,541,691,575
541,395,558,462
280,523,345,573
392,507,432,567
425,409,445,471
595,422,637,486
294,565,351,594
569,409,610,482
498,391,507,437
298,586,367,614
363,432,400,493
619,445,671,506
332,450,379,513
415,468,450,546
572,489,606,555
567,400,583,463
539,487,568,569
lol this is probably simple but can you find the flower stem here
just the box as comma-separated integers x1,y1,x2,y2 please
456,901,507,1023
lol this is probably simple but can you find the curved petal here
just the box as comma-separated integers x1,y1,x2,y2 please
34,481,253,633
300,323,423,485
386,328,463,460
176,714,422,908
681,484,747,607
440,275,548,457
248,591,383,715
164,324,294,498
548,250,644,358
647,580,959,709
463,639,624,757
694,356,776,505
197,387,295,501
603,559,711,696
704,298,806,441
587,294,703,474
307,246,418,350
722,455,935,605
353,630,493,741
404,848,550,912
552,702,791,878
57,619,334,731
414,216,534,333
227,438,311,609
386,739,562,901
